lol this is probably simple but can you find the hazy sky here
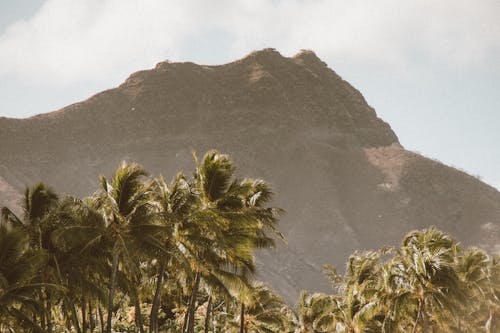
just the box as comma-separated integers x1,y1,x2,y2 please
0,0,499,189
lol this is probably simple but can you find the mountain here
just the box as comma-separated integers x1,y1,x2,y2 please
1,48,499,302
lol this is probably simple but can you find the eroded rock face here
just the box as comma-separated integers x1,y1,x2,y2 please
1,49,499,302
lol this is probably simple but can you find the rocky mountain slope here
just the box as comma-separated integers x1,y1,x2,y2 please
1,49,499,302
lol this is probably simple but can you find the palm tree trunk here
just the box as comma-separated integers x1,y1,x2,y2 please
212,304,216,333
89,301,94,332
40,291,46,330
239,303,245,333
37,226,43,250
70,300,82,333
149,260,166,333
182,306,189,333
46,291,52,332
133,289,145,333
98,304,105,333
412,299,423,333
485,307,493,333
185,271,201,333
106,251,119,333
204,292,212,333
82,296,87,333
421,304,429,333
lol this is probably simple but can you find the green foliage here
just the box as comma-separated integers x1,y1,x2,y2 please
0,151,498,333
0,224,49,332
295,228,500,333
0,151,285,333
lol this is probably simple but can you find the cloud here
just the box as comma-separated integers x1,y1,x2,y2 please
0,0,195,83
0,0,499,85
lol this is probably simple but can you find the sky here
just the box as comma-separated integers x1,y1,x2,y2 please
0,0,499,189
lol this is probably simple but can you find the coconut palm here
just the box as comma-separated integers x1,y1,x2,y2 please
149,172,196,333
372,258,412,333
228,178,284,333
180,151,249,333
295,291,338,333
92,162,166,333
179,213,248,333
1,183,60,330
230,284,290,333
0,224,50,332
182,151,283,333
323,251,385,333
1,183,59,250
50,196,111,333
485,255,500,333
396,227,464,333
449,248,491,331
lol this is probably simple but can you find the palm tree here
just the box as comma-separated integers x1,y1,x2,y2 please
180,151,246,333
1,182,59,330
50,196,111,333
234,284,290,333
322,251,385,333
149,173,196,333
182,151,283,333
0,224,49,332
1,183,59,250
95,161,169,333
229,178,284,333
295,291,338,332
485,254,500,333
396,227,464,333
452,248,491,331
372,257,411,333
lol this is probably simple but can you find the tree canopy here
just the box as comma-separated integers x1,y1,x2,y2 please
0,151,498,332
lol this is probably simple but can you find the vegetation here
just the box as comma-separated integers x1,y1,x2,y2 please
0,150,499,332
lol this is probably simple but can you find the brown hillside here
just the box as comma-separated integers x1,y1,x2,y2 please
1,49,499,302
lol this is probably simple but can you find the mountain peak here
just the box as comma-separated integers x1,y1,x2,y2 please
245,47,284,60
118,49,398,146
292,49,325,65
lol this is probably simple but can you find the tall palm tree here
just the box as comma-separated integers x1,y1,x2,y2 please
229,178,284,333
373,257,411,333
149,173,196,333
182,151,283,333
485,255,500,333
451,248,491,331
322,251,384,333
92,162,166,333
1,183,59,250
0,224,49,332
1,182,59,330
50,196,111,333
180,151,247,333
397,227,464,333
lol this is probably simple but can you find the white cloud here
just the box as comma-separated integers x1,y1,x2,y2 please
0,0,499,85
0,0,196,83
